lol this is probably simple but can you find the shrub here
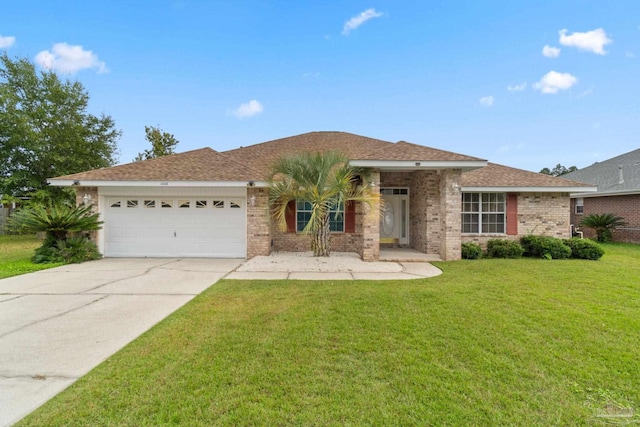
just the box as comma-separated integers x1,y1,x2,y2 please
520,235,571,259
579,213,627,242
563,238,605,260
486,239,524,258
33,236,101,264
461,242,482,259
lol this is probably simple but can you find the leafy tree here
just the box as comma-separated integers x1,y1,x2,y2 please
269,151,379,257
539,164,578,176
580,213,627,242
0,53,120,201
133,125,179,161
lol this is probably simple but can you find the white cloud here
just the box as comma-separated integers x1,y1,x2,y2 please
542,45,561,58
533,71,578,94
0,35,16,48
559,28,612,55
232,100,263,118
507,82,527,92
479,96,494,107
35,43,107,73
342,8,383,35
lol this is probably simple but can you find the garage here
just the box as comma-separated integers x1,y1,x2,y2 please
103,195,246,258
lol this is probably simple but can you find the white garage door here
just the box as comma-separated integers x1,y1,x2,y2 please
104,196,246,257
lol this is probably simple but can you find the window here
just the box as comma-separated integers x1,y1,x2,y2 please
161,200,172,208
127,200,138,208
575,198,584,214
296,200,344,232
144,200,155,208
212,200,224,208
462,193,505,234
179,200,190,208
110,200,122,208
230,201,241,209
195,200,207,208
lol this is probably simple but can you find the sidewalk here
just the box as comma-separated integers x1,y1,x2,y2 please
226,252,442,280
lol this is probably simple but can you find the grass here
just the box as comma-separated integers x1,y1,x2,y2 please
0,234,62,279
19,244,640,426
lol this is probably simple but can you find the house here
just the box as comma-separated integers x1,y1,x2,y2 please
563,148,640,243
48,131,595,261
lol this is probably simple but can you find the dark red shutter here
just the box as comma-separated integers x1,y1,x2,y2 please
285,200,296,233
506,193,518,235
345,201,356,233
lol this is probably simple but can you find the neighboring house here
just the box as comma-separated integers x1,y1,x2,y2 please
48,131,595,261
564,148,640,243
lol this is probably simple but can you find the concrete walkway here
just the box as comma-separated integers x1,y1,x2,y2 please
227,251,442,280
0,258,242,427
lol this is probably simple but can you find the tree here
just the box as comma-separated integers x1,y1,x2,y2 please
0,53,120,201
133,126,179,161
539,164,578,176
268,151,379,257
580,213,627,242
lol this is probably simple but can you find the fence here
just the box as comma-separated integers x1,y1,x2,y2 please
0,207,14,235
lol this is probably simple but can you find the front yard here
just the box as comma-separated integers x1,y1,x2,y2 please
18,244,640,426
0,234,62,279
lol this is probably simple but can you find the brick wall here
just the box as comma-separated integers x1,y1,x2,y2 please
75,187,100,244
571,194,640,243
463,192,571,248
439,170,462,260
246,187,271,258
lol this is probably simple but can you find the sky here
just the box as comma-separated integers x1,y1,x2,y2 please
1,1,639,172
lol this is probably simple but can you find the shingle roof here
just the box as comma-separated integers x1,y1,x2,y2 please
461,162,594,188
563,148,640,195
222,131,394,178
51,148,259,182
355,140,485,162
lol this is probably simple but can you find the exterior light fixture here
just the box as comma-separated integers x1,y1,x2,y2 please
249,194,256,207
82,194,92,206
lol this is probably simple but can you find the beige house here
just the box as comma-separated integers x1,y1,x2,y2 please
49,132,595,261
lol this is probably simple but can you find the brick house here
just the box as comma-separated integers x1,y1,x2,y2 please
49,132,595,260
564,148,640,243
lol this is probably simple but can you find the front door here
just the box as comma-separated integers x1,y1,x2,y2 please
380,188,409,245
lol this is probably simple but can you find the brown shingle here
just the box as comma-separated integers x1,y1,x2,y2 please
51,148,259,182
355,141,485,161
461,163,594,188
223,131,394,178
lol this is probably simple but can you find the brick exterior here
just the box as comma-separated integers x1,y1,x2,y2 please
74,186,100,244
463,192,571,248
571,194,640,243
246,187,271,258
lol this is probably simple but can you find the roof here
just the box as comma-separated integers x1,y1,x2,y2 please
355,140,484,162
563,148,640,197
50,148,260,185
461,163,596,192
222,131,394,178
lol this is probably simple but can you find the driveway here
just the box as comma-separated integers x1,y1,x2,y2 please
0,258,241,426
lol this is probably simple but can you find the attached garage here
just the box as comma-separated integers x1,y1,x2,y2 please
99,186,248,258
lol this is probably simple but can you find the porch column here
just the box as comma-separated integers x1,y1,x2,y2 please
361,170,380,261
439,169,462,260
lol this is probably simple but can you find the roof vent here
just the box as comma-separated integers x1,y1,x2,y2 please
618,165,624,184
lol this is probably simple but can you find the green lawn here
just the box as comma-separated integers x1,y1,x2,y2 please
19,244,640,426
0,234,62,279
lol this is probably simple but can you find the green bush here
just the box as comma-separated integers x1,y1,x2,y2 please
563,238,605,260
461,242,482,259
486,239,524,258
33,236,101,264
520,235,571,259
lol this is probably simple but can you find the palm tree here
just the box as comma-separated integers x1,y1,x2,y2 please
269,151,379,257
7,203,102,241
579,213,627,242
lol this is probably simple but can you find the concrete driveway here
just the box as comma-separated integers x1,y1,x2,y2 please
0,258,241,426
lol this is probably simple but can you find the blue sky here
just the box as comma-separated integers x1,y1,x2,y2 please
2,1,639,172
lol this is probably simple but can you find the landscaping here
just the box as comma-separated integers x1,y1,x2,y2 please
18,244,640,426
0,234,62,279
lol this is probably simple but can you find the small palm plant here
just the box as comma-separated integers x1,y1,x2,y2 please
269,151,379,257
579,213,627,242
7,203,103,263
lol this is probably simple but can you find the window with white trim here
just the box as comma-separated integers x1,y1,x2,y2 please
575,198,584,214
296,200,344,232
462,193,505,234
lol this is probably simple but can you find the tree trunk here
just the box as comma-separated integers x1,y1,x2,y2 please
312,213,331,257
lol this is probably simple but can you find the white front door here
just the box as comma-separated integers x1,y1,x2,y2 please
380,188,409,245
